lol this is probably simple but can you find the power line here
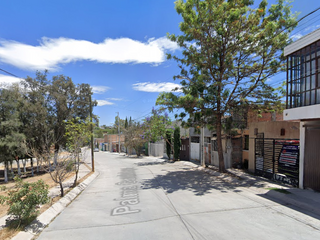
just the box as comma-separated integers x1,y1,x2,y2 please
0,68,21,78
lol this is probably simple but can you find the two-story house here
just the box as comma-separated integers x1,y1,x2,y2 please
284,28,320,191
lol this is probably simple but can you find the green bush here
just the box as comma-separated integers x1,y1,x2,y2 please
0,177,49,228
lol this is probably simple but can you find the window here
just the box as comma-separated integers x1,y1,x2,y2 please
287,39,320,108
244,135,249,150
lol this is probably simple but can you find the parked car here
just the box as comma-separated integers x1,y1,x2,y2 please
94,148,99,152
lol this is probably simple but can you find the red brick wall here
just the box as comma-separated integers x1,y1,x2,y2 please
104,134,125,144
247,110,283,124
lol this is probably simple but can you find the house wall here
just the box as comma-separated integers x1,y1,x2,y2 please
104,134,125,152
189,127,212,137
284,105,320,121
104,134,125,143
247,110,283,124
248,121,300,172
149,141,164,157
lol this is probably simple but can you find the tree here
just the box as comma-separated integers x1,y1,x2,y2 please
0,84,27,182
21,71,53,175
30,145,72,197
65,117,92,187
47,153,73,197
49,75,77,163
156,0,298,172
143,108,175,159
125,117,128,129
173,127,181,160
123,121,147,156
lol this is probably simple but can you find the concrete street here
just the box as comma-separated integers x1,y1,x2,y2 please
37,152,320,240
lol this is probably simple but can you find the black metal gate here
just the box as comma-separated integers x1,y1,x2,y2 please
255,138,299,187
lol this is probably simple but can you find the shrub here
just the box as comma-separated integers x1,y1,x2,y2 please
0,177,49,228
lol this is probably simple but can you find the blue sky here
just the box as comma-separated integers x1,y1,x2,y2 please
0,0,319,126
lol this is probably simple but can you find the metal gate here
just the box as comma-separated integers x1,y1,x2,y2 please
180,138,190,160
255,138,299,187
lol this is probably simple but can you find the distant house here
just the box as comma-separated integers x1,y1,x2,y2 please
104,134,125,152
283,28,320,191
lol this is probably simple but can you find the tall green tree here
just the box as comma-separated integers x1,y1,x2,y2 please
125,117,128,129
157,0,298,172
21,71,53,173
49,75,77,157
0,85,27,182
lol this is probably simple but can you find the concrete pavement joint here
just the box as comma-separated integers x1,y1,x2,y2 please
42,214,180,233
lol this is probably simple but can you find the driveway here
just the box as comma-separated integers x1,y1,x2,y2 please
37,152,320,240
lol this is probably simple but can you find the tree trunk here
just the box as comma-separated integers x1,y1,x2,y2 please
22,159,27,173
59,182,64,197
54,144,59,167
165,138,174,160
31,158,34,177
37,158,39,173
73,153,80,187
10,161,14,178
16,158,21,175
4,161,8,182
216,116,226,173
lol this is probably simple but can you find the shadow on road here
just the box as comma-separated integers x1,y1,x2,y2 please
140,161,320,222
141,168,269,196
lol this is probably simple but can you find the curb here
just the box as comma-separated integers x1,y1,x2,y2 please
264,189,320,216
11,171,99,240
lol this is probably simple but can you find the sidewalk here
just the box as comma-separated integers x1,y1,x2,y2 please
0,157,98,240
184,159,320,218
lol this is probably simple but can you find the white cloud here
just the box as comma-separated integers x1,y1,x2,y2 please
96,100,114,106
132,82,181,92
92,85,110,94
0,74,23,87
291,33,303,41
290,24,320,41
0,37,179,71
304,24,320,33
106,98,122,101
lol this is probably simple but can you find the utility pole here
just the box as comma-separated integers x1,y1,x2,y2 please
90,96,95,172
117,112,120,154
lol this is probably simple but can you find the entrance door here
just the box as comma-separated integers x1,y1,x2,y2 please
304,127,320,191
180,138,190,160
